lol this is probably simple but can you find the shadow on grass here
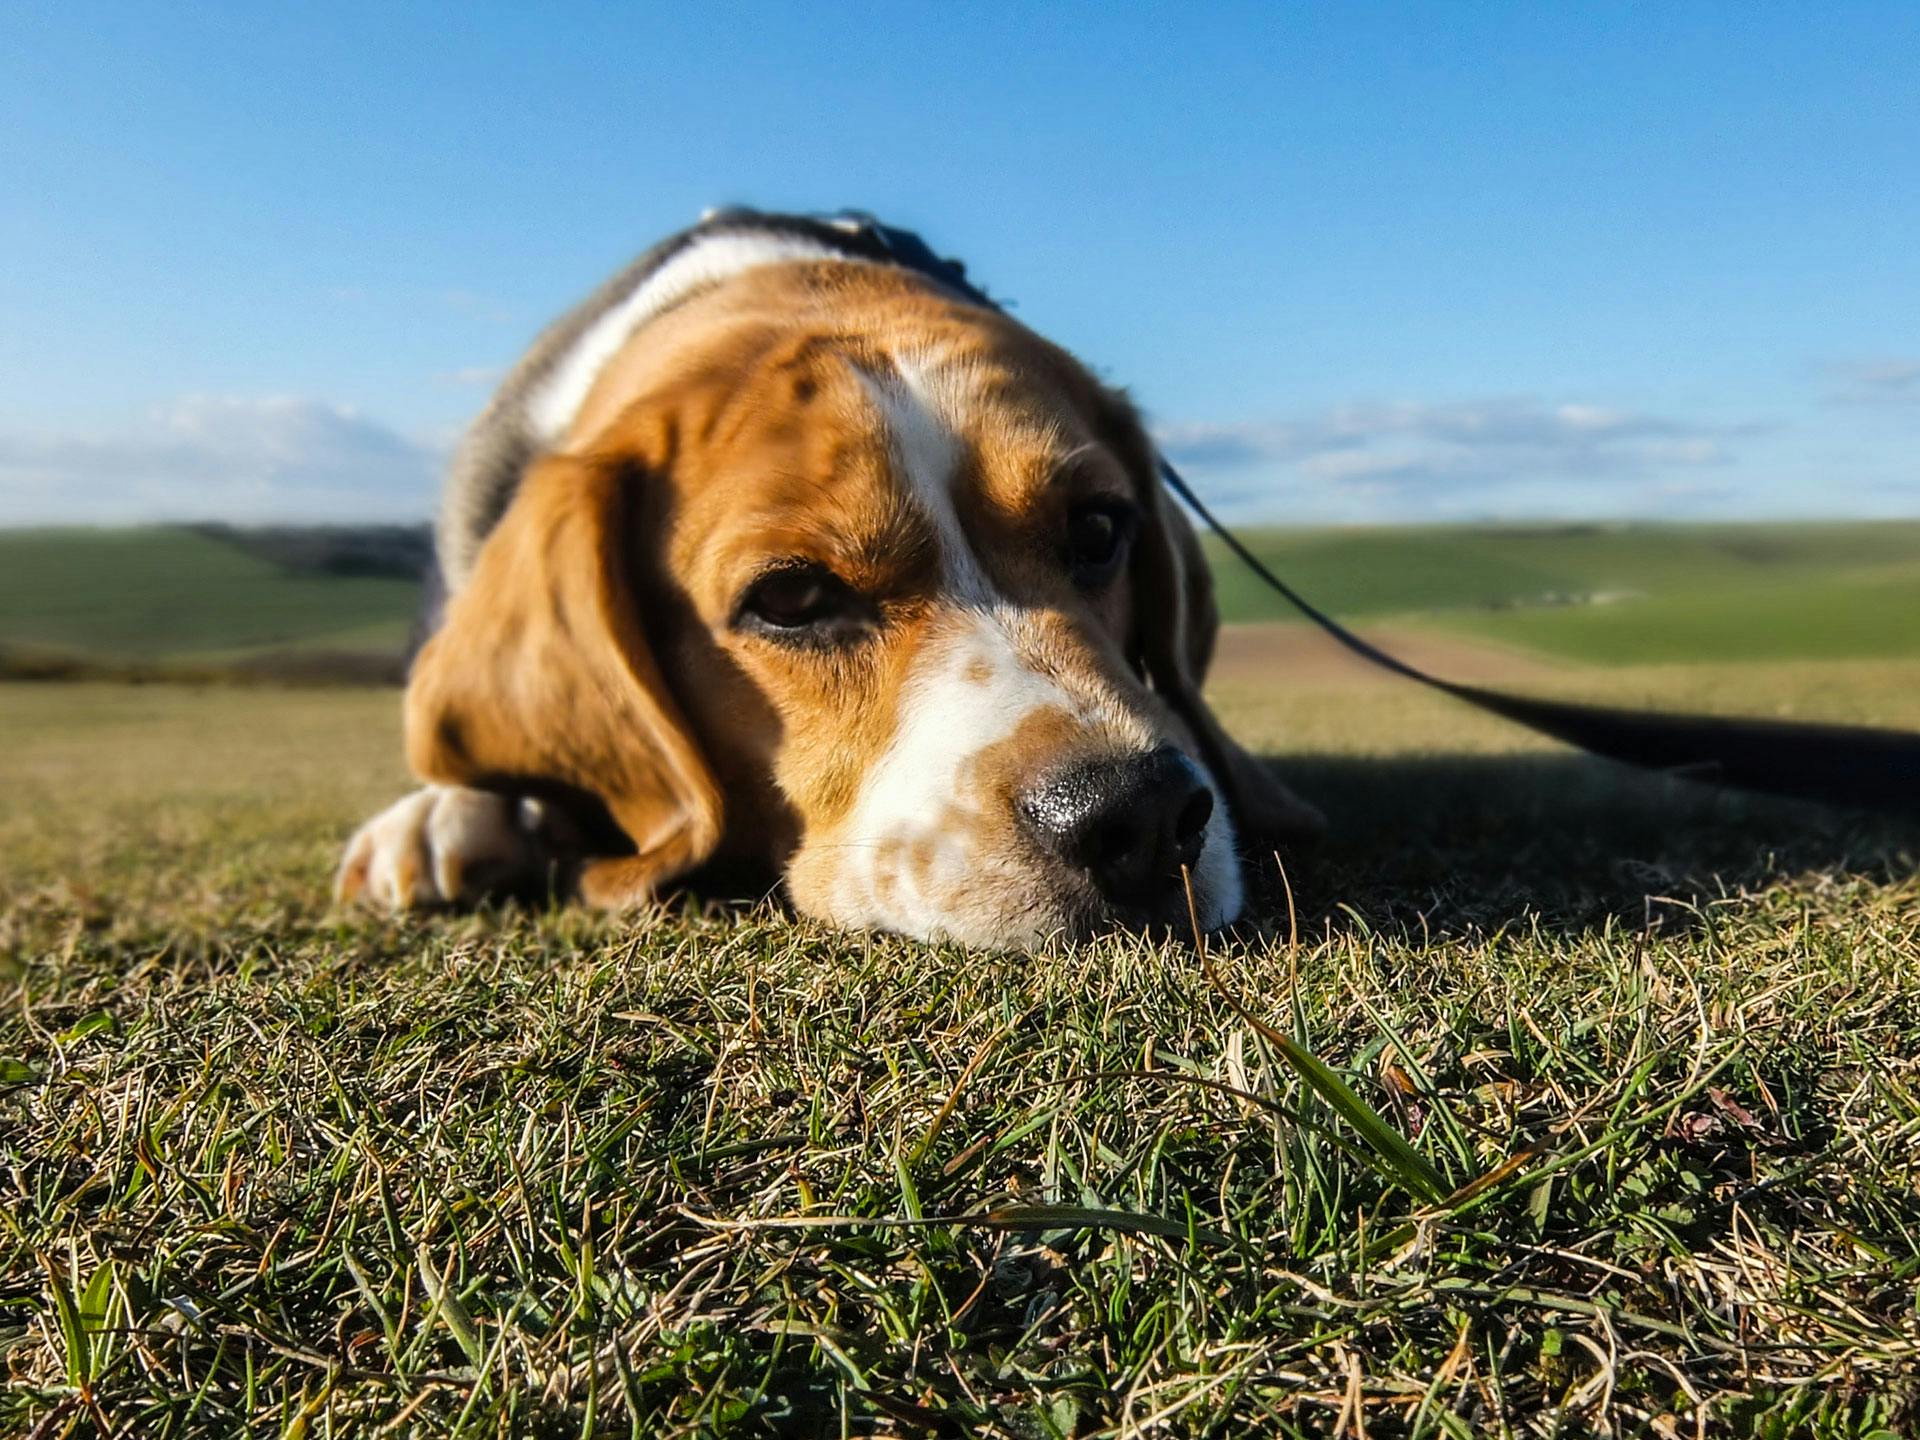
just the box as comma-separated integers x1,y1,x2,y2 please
1257,750,1920,942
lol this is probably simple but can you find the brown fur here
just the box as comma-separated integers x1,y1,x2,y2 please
370,259,1318,935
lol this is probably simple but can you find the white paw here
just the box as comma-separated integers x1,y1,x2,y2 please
333,786,576,910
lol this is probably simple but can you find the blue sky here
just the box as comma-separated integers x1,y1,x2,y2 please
4,2,1917,525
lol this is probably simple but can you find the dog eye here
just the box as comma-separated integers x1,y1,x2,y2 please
734,564,872,643
1065,500,1136,586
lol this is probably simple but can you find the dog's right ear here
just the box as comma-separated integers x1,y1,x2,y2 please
404,453,723,907
1098,388,1326,843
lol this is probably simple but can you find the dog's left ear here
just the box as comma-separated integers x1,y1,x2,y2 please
1104,393,1326,841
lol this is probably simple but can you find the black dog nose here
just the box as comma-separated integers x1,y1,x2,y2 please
1019,747,1214,903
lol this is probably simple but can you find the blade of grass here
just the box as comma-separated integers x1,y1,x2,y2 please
414,1244,484,1370
1184,867,1449,1204
41,1251,89,1390
677,1204,1234,1248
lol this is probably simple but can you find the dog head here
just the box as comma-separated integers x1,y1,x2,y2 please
406,261,1318,946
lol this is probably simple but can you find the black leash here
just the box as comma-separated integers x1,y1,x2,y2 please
1159,461,1920,817
819,209,1920,817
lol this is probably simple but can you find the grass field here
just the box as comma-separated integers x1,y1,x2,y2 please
1200,521,1920,666
4,659,1918,1436
4,521,1919,677
0,529,417,667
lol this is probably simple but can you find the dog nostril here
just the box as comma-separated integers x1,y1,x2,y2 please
1083,815,1147,871
1174,787,1213,850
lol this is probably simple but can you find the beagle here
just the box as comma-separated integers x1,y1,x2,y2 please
337,211,1319,947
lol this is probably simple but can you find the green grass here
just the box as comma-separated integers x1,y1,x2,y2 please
1437,568,1920,666
7,521,1920,678
1202,520,1920,665
0,529,416,662
4,670,1918,1436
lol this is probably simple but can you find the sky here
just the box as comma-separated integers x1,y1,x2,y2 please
3,2,1917,526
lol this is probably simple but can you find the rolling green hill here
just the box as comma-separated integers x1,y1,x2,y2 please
2,520,1916,676
0,527,420,665
1201,520,1920,664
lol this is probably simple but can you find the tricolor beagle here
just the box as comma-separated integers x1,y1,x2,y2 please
337,211,1320,947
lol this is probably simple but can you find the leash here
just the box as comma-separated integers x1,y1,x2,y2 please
829,210,1920,817
1158,461,1920,816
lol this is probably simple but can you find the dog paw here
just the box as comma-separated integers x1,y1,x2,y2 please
333,786,576,910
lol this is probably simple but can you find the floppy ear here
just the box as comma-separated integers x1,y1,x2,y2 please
1118,410,1326,841
404,453,724,907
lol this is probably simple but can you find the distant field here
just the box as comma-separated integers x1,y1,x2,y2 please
0,527,418,666
1202,519,1920,664
2,520,1917,676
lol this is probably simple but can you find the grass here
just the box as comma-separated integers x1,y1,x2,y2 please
7,520,1920,680
1201,520,1920,665
3,665,1918,1437
0,529,416,663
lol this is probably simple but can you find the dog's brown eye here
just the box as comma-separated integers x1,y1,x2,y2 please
734,564,872,645
1066,501,1136,586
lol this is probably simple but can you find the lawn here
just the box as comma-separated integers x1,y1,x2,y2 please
3,663,1917,1437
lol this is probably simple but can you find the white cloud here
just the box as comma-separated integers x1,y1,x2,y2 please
1155,396,1749,519
1823,357,1920,407
0,396,441,525
436,366,503,388
0,387,1882,528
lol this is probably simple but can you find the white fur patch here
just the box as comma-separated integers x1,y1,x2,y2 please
842,614,1075,932
825,355,1246,941
1188,773,1245,930
858,356,989,600
526,232,867,443
335,784,565,910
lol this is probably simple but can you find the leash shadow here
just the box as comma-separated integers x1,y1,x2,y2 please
1254,750,1920,943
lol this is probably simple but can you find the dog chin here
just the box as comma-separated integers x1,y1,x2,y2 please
929,886,1246,951
856,836,1247,951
